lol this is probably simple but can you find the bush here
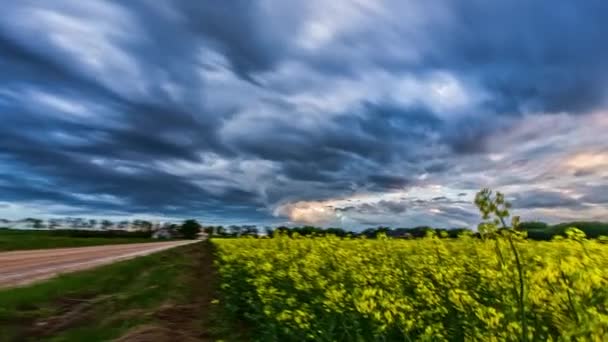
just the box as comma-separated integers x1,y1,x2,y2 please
179,219,201,239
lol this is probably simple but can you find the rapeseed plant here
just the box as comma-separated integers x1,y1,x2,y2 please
213,190,608,341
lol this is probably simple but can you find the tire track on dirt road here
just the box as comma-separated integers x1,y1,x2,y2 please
0,240,199,288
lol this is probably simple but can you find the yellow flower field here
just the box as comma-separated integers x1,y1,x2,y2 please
213,233,608,341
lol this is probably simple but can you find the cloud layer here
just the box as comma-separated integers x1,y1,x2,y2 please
1,1,607,228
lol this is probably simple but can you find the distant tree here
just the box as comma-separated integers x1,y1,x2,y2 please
519,221,549,231
325,227,347,237
32,219,44,229
551,221,608,239
101,220,114,230
448,228,474,238
116,220,129,229
48,219,61,230
216,225,227,236
72,218,86,228
132,220,152,232
229,225,243,237
518,221,551,240
361,226,391,238
179,219,202,239
141,221,152,232
264,226,274,236
168,223,180,235
278,226,293,236
242,225,259,236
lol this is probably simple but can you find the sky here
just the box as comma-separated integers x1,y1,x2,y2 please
1,1,608,229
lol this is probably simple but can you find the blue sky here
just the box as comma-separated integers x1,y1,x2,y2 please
1,1,607,228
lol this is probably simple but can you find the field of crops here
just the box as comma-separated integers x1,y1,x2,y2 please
213,233,608,341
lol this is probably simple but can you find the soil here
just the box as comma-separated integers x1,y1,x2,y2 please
6,242,237,342
29,295,108,337
117,242,217,342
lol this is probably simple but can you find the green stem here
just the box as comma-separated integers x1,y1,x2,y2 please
499,214,527,341
560,271,579,323
507,235,527,342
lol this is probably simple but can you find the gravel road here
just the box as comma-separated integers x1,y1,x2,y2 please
0,240,198,288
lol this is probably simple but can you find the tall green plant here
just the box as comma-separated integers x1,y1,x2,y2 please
475,188,528,341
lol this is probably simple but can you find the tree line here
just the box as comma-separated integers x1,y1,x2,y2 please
0,218,202,239
4,217,608,241
204,222,608,240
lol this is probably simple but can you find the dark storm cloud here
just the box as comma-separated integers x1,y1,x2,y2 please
307,1,608,116
512,191,581,209
436,206,479,225
335,200,407,215
174,1,303,78
294,1,608,155
441,116,513,155
367,175,411,191
448,1,608,115
0,1,606,226
225,102,440,196
380,200,408,214
580,186,608,205
228,102,440,165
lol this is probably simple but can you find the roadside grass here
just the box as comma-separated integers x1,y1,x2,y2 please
0,242,208,342
0,229,154,252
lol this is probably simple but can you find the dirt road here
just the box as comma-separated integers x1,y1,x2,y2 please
0,240,198,288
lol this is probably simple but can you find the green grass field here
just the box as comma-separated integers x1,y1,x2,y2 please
0,229,154,252
0,242,215,342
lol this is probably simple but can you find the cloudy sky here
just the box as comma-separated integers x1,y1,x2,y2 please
1,1,607,228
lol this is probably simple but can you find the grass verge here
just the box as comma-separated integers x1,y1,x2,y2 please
0,242,211,342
